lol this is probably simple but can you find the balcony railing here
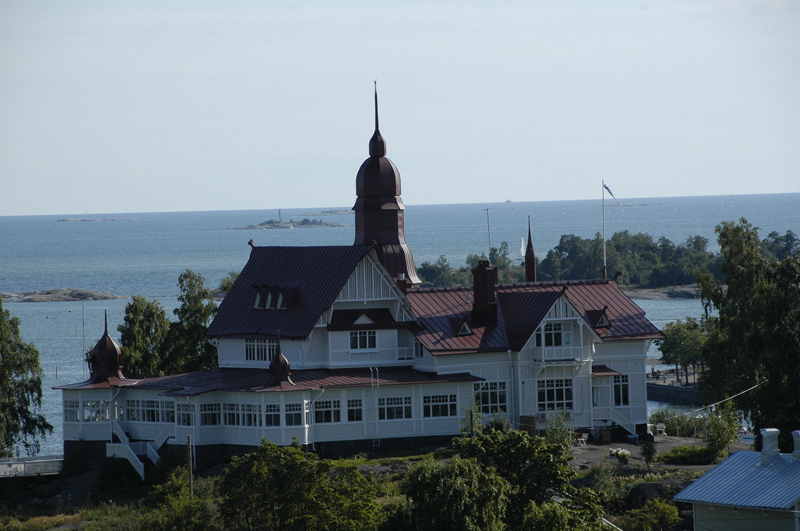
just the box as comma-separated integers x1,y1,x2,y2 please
537,346,584,362
330,347,416,364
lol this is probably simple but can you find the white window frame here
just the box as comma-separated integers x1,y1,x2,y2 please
536,322,572,347
349,330,377,351
223,403,240,426
474,382,507,414
378,397,412,420
285,403,304,426
614,375,629,406
347,399,363,422
177,403,194,426
264,404,280,427
64,400,79,422
200,403,221,426
537,379,573,411
314,400,341,424
423,394,457,418
414,339,424,358
83,400,109,422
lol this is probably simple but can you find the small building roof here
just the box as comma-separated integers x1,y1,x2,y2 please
206,245,374,340
674,450,800,510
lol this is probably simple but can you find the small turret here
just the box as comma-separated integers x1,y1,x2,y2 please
267,335,294,387
525,216,537,282
87,312,125,384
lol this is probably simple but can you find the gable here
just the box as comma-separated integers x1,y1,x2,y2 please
337,254,402,302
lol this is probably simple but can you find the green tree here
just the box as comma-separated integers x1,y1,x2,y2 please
0,297,53,457
162,270,219,374
217,271,240,295
655,317,704,386
402,455,509,531
522,489,604,531
217,440,380,531
706,400,741,456
118,295,170,378
697,218,800,452
454,430,580,528
142,468,221,531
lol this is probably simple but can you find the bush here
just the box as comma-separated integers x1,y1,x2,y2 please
616,499,681,531
657,445,718,465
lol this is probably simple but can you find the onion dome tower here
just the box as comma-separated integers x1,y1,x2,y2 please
353,85,421,286
267,335,294,387
525,216,537,282
87,312,125,384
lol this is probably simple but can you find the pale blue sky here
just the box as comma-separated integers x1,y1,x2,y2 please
1,1,798,216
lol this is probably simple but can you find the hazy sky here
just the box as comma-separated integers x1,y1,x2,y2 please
1,1,798,216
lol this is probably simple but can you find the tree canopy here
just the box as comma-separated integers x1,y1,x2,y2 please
217,439,381,531
0,297,53,457
117,269,218,378
697,218,800,451
656,317,705,386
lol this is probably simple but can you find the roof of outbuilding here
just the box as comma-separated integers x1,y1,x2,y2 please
407,280,662,355
674,450,800,510
206,245,374,340
125,366,482,396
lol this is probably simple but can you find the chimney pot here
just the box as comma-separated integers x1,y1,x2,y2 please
761,428,780,464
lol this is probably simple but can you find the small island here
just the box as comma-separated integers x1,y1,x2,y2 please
57,218,139,222
0,289,124,303
229,218,351,230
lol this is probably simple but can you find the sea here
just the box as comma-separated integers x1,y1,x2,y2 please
2,192,799,456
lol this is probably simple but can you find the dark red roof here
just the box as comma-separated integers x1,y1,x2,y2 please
206,246,374,340
407,280,663,355
125,366,482,396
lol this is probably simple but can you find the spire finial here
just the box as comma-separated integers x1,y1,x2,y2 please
525,215,537,282
104,310,108,334
368,81,386,157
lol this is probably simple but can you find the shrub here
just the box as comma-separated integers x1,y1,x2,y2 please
657,445,717,465
616,499,681,531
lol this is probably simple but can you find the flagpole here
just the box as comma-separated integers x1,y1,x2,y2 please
602,180,607,280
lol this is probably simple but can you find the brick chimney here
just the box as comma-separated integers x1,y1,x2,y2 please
761,428,780,464
471,260,497,326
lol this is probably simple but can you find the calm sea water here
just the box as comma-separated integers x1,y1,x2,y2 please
2,193,798,455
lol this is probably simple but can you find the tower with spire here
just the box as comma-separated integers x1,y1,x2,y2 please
525,216,537,282
352,85,421,286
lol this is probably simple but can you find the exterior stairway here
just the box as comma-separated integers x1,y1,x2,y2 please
106,422,174,480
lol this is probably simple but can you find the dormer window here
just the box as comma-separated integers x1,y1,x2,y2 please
350,330,376,351
596,314,610,327
458,322,472,336
254,285,295,310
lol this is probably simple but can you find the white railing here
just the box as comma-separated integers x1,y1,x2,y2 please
330,347,416,364
106,443,145,480
609,408,636,436
0,456,63,477
145,443,160,466
112,420,129,443
153,424,174,449
540,346,583,361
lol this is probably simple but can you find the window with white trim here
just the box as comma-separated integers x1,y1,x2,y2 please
285,403,304,426
535,323,572,347
264,404,280,426
83,400,109,422
200,403,221,426
414,339,424,358
245,339,278,362
314,400,341,423
223,403,240,426
474,382,507,414
347,399,363,422
177,404,194,426
349,330,376,351
242,404,262,427
64,400,79,422
378,397,412,420
423,394,457,418
614,375,629,406
537,379,573,411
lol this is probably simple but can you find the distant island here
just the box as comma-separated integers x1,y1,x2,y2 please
229,218,351,230
301,210,352,216
57,218,139,222
1,289,124,303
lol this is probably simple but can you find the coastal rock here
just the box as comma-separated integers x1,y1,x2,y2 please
0,289,124,303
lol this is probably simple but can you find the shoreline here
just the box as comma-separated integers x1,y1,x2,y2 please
0,289,125,303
